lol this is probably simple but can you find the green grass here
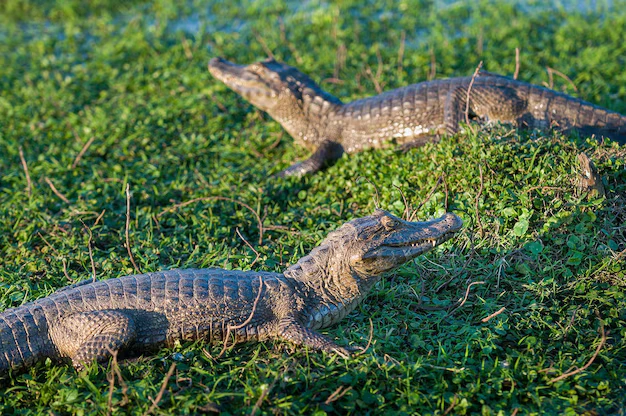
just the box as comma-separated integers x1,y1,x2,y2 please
1,0,625,414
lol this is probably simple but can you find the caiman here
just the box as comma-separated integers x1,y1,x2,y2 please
0,210,462,374
208,57,626,176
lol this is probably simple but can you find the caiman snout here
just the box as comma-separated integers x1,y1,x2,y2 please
208,57,241,78
208,56,283,112
208,56,232,69
208,56,222,66
435,212,464,233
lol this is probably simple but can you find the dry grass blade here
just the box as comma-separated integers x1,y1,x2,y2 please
549,317,607,383
61,258,71,281
253,31,274,59
474,164,485,238
79,219,97,282
428,47,437,80
211,93,228,112
71,136,95,169
235,227,261,267
448,281,485,315
322,77,345,85
442,394,458,415
392,184,411,220
106,363,115,416
355,318,374,355
44,177,70,203
18,146,32,197
249,385,270,416
481,307,506,323
375,47,383,84
546,67,578,92
201,347,214,362
562,306,581,341
443,173,449,210
362,47,384,94
324,386,353,405
181,36,193,59
364,65,383,94
464,61,483,134
37,231,60,256
514,47,520,80
144,362,177,415
278,17,302,65
158,196,264,244
105,348,129,414
196,402,221,413
356,176,381,209
94,209,106,226
39,230,73,280
412,174,444,221
333,43,346,80
125,184,141,274
217,276,264,359
112,352,129,406
523,186,567,194
435,243,475,293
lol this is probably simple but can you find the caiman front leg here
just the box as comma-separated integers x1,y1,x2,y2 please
277,140,344,177
276,318,351,357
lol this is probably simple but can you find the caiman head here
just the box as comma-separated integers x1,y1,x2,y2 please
288,209,463,296
284,210,462,329
339,209,463,279
208,57,342,115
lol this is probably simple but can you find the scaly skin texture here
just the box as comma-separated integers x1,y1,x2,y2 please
0,210,462,374
208,57,626,176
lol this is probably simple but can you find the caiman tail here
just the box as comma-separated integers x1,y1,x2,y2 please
495,75,626,145
0,306,52,374
461,73,626,144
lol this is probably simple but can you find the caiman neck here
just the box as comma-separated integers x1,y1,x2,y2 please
268,92,343,150
283,241,379,328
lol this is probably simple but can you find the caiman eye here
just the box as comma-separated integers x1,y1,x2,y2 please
381,216,399,230
249,63,264,73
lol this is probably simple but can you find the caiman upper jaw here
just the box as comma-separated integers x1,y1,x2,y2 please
208,57,251,77
208,57,264,87
364,227,459,260
208,57,280,110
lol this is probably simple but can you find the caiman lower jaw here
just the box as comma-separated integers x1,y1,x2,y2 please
390,235,454,248
362,231,458,261
389,233,456,250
